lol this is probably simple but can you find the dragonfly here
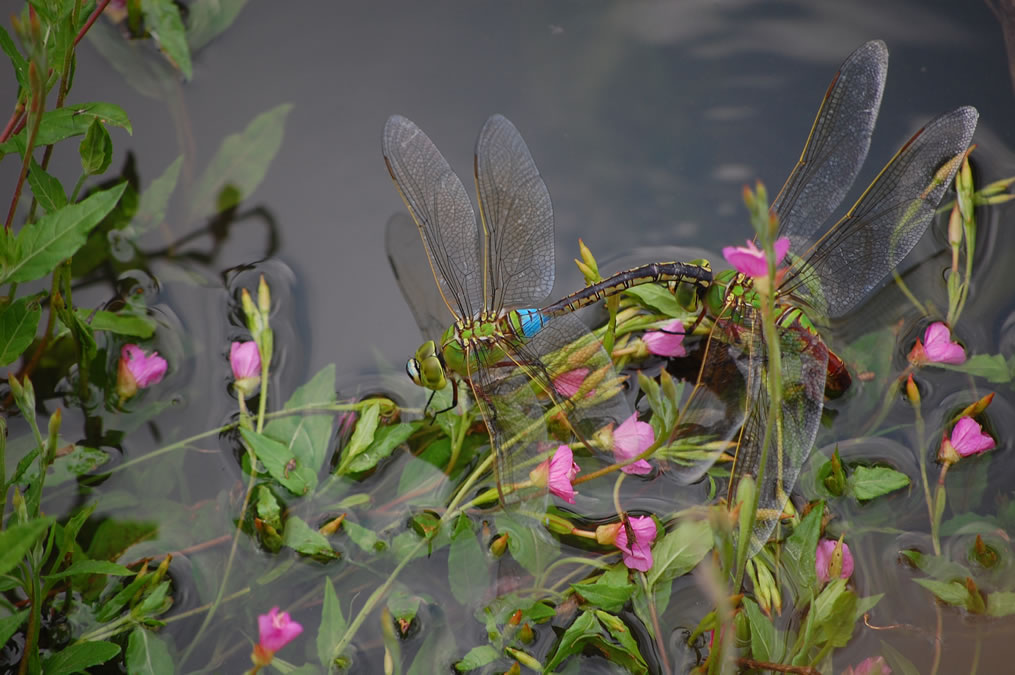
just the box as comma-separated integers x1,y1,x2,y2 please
667,40,978,555
383,113,713,507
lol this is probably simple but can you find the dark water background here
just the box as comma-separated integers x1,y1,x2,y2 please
5,0,1015,672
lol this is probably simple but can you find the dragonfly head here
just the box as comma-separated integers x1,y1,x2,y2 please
406,340,447,391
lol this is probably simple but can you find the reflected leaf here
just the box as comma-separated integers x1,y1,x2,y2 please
282,515,337,558
448,515,489,606
187,0,249,51
140,0,192,79
849,465,910,501
86,19,178,100
317,577,347,667
495,513,559,577
126,626,175,675
185,103,293,223
264,364,336,476
241,427,316,495
130,155,182,236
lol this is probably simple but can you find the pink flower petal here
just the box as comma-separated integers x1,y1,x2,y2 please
643,319,686,357
950,417,996,457
613,413,654,475
922,322,966,364
615,516,657,571
721,237,790,278
121,344,167,389
257,607,303,653
230,341,262,379
815,539,854,583
554,368,589,398
547,445,579,503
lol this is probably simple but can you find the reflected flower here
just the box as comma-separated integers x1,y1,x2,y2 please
613,413,654,475
530,445,580,503
643,319,686,357
909,322,965,365
815,538,854,583
615,516,657,572
554,368,589,398
116,344,167,400
722,237,790,278
939,416,996,464
253,607,303,666
842,656,892,675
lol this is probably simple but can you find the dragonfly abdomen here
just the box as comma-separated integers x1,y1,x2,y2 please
541,261,713,316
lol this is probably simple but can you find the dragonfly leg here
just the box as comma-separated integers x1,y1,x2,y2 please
427,379,460,418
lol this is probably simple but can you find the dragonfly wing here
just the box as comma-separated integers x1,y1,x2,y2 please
730,318,828,557
665,308,756,485
383,115,484,320
385,214,457,341
783,106,978,319
773,40,888,251
475,115,556,311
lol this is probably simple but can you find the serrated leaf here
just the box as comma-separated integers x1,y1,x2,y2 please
448,515,489,606
282,516,336,558
42,641,121,675
27,159,67,213
850,465,910,501
80,119,113,176
44,560,133,581
317,577,347,667
132,155,182,235
126,626,175,674
140,0,192,78
264,364,336,476
0,517,54,576
0,297,41,366
81,309,155,338
4,183,127,284
241,427,316,495
186,103,292,222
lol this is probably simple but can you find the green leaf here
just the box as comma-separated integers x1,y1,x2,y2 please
342,520,385,553
913,578,970,606
0,27,27,91
86,519,158,562
317,577,347,667
3,183,127,284
336,403,380,475
264,364,336,476
624,284,684,315
131,155,182,235
594,610,648,672
742,597,781,663
126,626,175,674
136,579,172,616
81,309,156,338
187,0,249,51
495,513,559,577
572,567,636,613
987,591,1015,617
818,588,858,648
881,640,921,675
455,644,500,671
0,103,132,156
900,549,971,580
185,103,292,222
387,590,421,625
0,297,41,366
282,516,337,558
0,517,54,576
42,445,111,487
448,515,490,606
782,501,822,597
44,560,133,581
80,119,113,176
27,159,67,213
95,574,150,622
346,421,412,474
240,427,316,495
954,353,1011,383
0,609,29,650
544,610,599,673
646,519,712,589
849,465,910,501
42,641,121,675
140,0,193,78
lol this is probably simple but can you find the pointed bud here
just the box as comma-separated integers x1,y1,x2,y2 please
972,534,999,569
241,288,258,334
905,374,921,407
319,514,346,536
948,203,963,247
958,392,994,418
258,275,271,315
152,554,172,585
577,238,599,278
518,622,534,644
505,647,542,672
958,155,974,221
965,577,986,614
544,513,574,535
509,609,522,626
490,533,509,558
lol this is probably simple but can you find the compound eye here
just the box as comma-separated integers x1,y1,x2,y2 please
418,356,447,391
406,358,423,386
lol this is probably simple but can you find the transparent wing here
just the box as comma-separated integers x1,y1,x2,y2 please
383,115,483,320
782,106,978,319
773,40,888,252
475,114,555,312
385,214,456,341
729,318,828,556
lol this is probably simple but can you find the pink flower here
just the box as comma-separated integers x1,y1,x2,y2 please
643,319,686,357
842,656,892,675
721,237,790,278
117,344,167,399
613,413,654,475
230,341,261,379
615,516,657,571
530,445,580,503
939,417,996,464
554,368,589,398
909,322,965,365
257,606,303,653
815,538,854,583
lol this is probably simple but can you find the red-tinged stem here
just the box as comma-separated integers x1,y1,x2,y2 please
74,0,112,47
0,101,25,143
4,78,45,231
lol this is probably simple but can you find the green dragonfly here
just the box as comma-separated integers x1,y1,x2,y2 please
383,114,712,507
669,40,978,555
